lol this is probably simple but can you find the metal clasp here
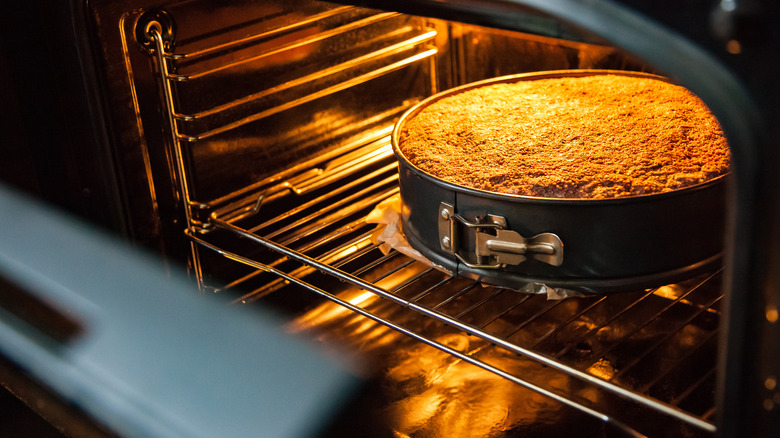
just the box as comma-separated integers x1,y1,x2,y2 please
438,202,563,269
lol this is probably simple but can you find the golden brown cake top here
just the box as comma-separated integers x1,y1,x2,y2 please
397,74,730,199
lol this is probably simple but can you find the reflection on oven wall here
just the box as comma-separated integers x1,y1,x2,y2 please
121,0,659,266
2,0,780,437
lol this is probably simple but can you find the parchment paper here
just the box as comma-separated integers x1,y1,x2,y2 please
366,194,583,299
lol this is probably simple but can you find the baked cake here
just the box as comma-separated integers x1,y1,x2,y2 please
397,74,730,199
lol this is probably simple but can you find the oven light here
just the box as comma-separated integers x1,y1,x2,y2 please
726,39,742,54
765,305,778,323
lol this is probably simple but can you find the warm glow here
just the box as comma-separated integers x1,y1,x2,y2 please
384,334,577,437
292,290,582,437
291,289,380,331
586,358,617,381
290,282,612,436
373,263,431,292
766,305,779,323
320,243,362,265
653,284,684,300
726,39,742,54
348,291,375,306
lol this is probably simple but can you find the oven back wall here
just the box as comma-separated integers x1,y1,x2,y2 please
82,0,652,270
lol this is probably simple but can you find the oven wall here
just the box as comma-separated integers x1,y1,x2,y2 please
0,1,127,237
77,0,653,270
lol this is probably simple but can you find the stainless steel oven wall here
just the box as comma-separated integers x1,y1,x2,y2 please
87,0,649,276
84,1,755,435
127,2,730,436
86,0,438,267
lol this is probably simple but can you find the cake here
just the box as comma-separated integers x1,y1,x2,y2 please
397,74,730,199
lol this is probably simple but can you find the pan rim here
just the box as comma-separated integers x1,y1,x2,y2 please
392,69,730,205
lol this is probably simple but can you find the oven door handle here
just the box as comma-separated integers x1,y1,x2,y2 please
0,273,87,346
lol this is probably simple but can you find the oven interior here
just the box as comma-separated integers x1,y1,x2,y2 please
1,0,746,436
113,1,729,436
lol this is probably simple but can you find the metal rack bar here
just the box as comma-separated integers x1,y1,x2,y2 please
207,216,717,433
383,266,438,295
579,277,713,371
362,258,418,284
187,232,645,438
553,289,657,359
271,190,396,249
454,287,506,319
477,293,536,329
168,12,402,81
218,194,393,296
173,29,437,120
610,294,722,382
221,179,398,298
234,230,378,303
253,174,398,238
673,367,717,406
207,125,395,210
168,6,357,61
332,241,388,269
150,27,194,231
175,48,437,142
500,299,566,340
352,251,402,278
148,25,207,287
529,296,608,349
431,282,480,311
410,275,459,303
642,330,719,394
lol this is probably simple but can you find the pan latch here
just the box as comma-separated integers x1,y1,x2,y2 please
438,202,563,269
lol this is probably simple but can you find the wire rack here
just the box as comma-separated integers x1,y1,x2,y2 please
135,4,721,435
184,129,721,437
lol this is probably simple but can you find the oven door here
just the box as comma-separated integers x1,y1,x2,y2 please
0,184,364,438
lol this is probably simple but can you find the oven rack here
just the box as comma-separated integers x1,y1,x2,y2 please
195,215,720,436
142,6,435,140
187,134,721,437
137,4,719,434
190,233,643,437
137,4,439,226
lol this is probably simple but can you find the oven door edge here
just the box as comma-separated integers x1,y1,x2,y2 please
0,184,363,438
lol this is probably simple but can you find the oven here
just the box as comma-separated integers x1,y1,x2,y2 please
1,0,779,436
